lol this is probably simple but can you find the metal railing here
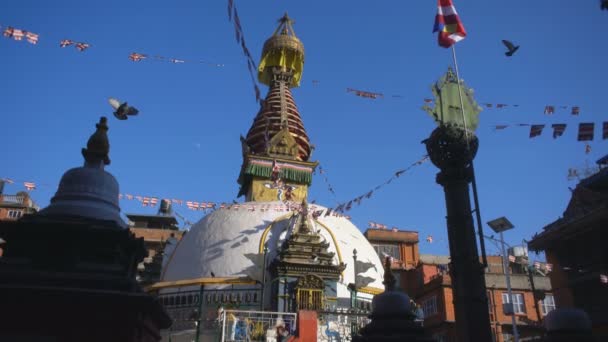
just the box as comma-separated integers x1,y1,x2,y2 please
317,308,371,342
220,309,297,342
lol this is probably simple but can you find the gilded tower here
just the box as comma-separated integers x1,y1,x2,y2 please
238,13,318,202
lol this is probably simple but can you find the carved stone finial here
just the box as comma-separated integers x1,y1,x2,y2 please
82,117,110,167
298,199,311,234
383,256,396,291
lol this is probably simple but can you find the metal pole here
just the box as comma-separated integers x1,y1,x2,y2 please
220,308,227,342
500,231,519,342
195,285,204,342
451,44,488,268
261,246,268,311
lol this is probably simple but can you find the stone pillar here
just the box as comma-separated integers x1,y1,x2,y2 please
425,125,493,342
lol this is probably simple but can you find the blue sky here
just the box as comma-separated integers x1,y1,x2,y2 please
1,0,606,259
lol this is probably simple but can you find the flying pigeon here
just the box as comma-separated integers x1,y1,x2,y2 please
502,40,520,57
108,98,139,120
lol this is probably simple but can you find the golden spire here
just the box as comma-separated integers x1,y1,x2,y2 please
257,13,305,88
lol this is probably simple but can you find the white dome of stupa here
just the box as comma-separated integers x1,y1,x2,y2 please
162,201,384,305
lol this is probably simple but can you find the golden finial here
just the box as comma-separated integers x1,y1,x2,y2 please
257,13,305,87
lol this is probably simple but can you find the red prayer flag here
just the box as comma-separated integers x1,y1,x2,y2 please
529,125,545,138
571,106,580,115
552,124,566,139
577,123,594,141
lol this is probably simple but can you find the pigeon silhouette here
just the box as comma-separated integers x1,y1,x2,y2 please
502,40,520,57
108,98,139,120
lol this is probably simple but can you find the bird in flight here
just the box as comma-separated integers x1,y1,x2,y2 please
108,98,139,120
502,40,520,57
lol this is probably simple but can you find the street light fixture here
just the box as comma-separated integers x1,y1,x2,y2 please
487,216,519,342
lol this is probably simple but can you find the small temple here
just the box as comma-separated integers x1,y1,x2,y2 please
0,117,170,341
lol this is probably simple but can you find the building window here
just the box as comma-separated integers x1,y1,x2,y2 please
422,296,438,318
7,210,23,219
372,244,400,260
502,293,526,314
541,294,556,316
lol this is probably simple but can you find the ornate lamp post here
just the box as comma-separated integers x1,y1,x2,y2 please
423,67,493,341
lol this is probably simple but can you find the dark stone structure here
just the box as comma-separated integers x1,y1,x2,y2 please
425,125,493,341
353,257,434,342
0,117,171,341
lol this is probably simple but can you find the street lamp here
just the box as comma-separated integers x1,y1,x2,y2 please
487,216,519,342
260,245,269,310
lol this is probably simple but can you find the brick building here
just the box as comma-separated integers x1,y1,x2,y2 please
126,200,185,286
363,228,420,292
528,156,608,338
364,228,554,342
0,181,39,221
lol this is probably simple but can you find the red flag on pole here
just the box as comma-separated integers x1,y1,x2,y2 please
433,0,467,48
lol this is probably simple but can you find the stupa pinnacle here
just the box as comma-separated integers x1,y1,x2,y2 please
238,14,317,202
38,117,126,227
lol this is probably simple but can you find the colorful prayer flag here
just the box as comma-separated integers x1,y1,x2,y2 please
75,42,90,51
552,124,566,138
426,235,433,243
12,29,24,41
529,125,545,138
23,182,36,191
577,123,594,141
228,0,234,21
129,52,146,61
544,105,555,115
60,39,74,47
25,31,39,44
433,0,467,48
3,26,14,37
571,106,580,115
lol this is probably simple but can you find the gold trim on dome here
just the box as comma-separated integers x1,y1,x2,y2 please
145,277,257,292
258,212,297,253
358,286,384,296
